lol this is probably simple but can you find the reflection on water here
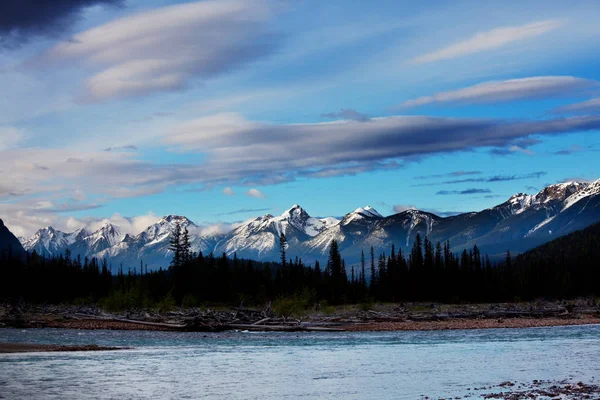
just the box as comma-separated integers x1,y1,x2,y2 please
1,325,599,399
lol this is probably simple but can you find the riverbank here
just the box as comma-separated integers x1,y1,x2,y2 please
0,343,126,353
2,299,599,332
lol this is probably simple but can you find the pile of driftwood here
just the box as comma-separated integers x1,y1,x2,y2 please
1,300,598,332
0,302,343,332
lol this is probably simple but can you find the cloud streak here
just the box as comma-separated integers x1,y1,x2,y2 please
37,0,277,101
554,98,600,114
412,171,547,186
321,109,370,122
436,188,492,195
411,20,562,64
414,170,482,180
163,113,600,188
399,76,596,108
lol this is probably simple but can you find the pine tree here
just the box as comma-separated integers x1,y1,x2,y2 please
279,233,287,267
369,246,377,295
169,222,182,267
327,240,345,303
360,250,366,286
410,233,423,270
181,226,191,264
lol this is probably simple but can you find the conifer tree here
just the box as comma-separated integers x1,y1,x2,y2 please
360,250,366,286
279,233,287,267
169,222,182,267
181,226,192,264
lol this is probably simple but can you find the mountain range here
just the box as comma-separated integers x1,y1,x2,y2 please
11,179,600,271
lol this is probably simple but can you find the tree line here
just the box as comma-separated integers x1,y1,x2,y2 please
1,222,599,307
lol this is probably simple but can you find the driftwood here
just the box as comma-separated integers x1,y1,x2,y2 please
1,300,599,332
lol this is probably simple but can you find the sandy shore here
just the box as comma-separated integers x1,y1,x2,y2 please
0,342,127,353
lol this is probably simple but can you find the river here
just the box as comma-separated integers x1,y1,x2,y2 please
1,325,599,399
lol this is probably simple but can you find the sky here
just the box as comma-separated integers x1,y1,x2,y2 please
1,0,600,238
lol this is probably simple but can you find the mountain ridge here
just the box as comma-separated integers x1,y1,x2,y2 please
16,178,600,270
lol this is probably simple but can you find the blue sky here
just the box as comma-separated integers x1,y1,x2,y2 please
1,0,600,237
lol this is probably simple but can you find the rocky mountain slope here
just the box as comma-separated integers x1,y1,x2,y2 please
16,179,600,270
0,218,25,260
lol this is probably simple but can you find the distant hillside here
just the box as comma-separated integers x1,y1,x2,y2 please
513,222,600,298
0,219,25,260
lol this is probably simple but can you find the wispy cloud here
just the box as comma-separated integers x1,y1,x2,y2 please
103,145,138,152
414,170,482,180
321,109,370,122
436,188,492,195
411,20,563,64
222,187,235,196
554,98,600,114
399,76,596,108
553,144,584,155
36,0,278,102
412,171,547,187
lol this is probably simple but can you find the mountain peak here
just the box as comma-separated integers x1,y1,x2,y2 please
535,182,586,204
281,204,308,217
0,219,3,227
159,215,195,227
99,220,117,229
352,206,383,218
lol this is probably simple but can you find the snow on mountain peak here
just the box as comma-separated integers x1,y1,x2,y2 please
562,179,600,210
276,204,333,237
156,215,196,228
352,206,383,218
535,181,587,204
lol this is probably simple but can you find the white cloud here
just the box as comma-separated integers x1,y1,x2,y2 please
245,188,265,198
399,76,596,107
411,20,562,64
196,221,244,236
38,0,276,102
223,187,235,196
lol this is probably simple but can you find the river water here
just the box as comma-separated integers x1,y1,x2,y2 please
0,325,599,399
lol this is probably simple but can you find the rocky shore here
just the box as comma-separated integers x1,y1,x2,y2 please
1,299,599,332
448,379,600,400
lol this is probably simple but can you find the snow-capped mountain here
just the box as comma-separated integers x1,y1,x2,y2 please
20,226,87,258
95,215,217,270
300,205,384,260
213,205,339,260
17,178,600,269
